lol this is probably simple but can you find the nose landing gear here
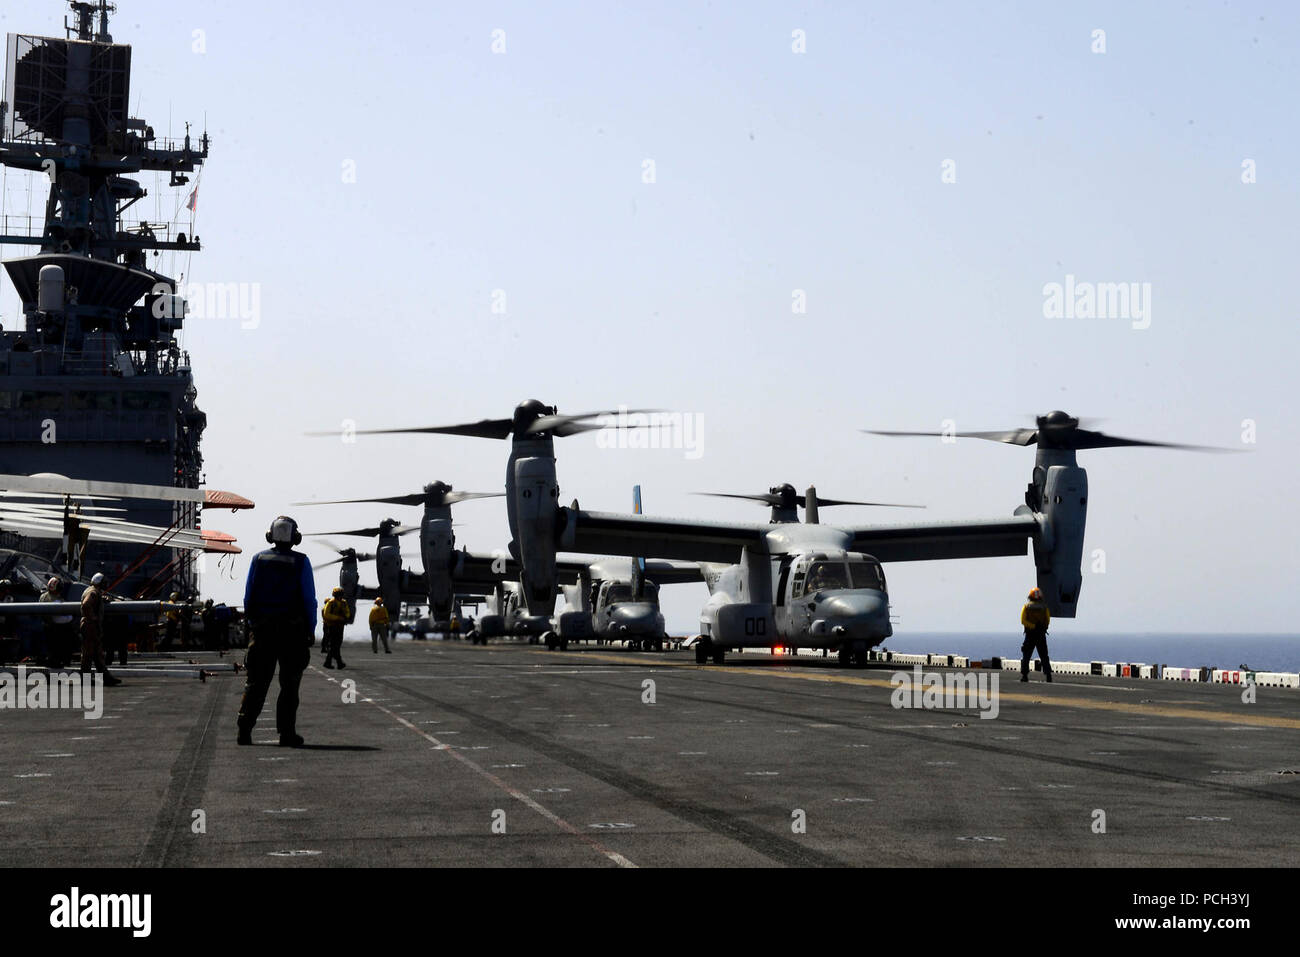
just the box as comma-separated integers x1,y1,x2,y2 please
838,647,869,667
694,637,725,665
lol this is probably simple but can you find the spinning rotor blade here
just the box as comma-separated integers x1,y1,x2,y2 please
295,493,426,507
696,490,924,509
309,406,665,441
293,489,502,508
695,491,784,507
444,490,503,504
812,496,926,509
863,428,1039,446
866,410,1237,452
313,547,419,569
313,554,374,569
1063,430,1233,452
528,409,664,437
305,525,419,539
308,419,514,440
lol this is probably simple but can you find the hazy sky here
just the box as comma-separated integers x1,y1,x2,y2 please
3,1,1296,635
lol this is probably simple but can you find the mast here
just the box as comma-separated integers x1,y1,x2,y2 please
0,2,213,597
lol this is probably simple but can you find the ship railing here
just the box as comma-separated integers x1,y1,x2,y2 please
54,346,184,377
127,349,189,377
0,214,44,244
137,134,210,155
60,349,130,376
1,216,192,241
118,220,194,241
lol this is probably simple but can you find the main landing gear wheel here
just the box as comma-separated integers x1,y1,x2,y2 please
838,648,852,667
543,632,558,650
695,641,709,664
711,647,726,665
528,635,539,645
628,638,641,651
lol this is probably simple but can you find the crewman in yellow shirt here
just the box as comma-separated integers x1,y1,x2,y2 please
1019,587,1052,683
321,587,350,669
369,597,391,654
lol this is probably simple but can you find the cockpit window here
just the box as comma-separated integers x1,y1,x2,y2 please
605,582,657,604
849,561,887,592
802,561,850,595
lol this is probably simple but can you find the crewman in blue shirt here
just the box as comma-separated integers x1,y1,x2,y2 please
237,516,317,747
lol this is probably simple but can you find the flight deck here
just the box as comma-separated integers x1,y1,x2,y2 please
1,638,1296,868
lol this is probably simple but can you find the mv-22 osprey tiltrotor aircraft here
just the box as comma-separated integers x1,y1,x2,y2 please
308,410,666,644
551,490,703,651
297,480,532,633
300,520,416,627
303,527,661,650
343,402,1225,665
446,545,704,651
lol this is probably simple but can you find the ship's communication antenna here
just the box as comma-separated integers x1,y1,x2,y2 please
65,1,116,42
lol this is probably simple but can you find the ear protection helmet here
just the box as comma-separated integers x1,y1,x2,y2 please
267,515,302,546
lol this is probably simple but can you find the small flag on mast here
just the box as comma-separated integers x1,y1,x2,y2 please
186,186,199,212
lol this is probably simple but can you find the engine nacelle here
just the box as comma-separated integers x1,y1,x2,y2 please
338,560,359,624
1033,464,1087,617
513,456,558,614
376,543,403,624
478,614,506,638
421,516,455,614
711,602,776,647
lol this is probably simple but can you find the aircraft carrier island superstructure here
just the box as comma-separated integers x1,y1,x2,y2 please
0,1,211,597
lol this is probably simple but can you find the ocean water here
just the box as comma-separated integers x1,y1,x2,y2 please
880,633,1300,674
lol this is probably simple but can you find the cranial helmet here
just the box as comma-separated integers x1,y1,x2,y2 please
1028,587,1043,601
332,587,344,596
90,573,105,585
48,577,61,591
267,515,302,546
374,597,383,605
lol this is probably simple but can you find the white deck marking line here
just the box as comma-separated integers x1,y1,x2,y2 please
340,673,636,868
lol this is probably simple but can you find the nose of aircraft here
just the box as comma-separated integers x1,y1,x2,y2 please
820,592,890,640
609,602,661,635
